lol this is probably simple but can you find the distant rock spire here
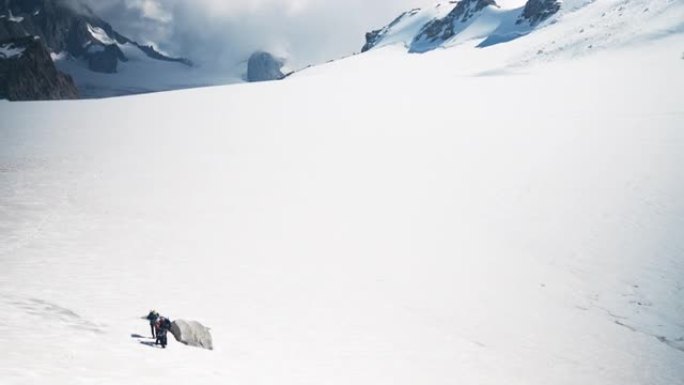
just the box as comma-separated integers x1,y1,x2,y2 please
247,51,286,82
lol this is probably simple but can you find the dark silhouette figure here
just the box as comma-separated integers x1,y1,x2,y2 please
145,310,160,338
155,316,172,348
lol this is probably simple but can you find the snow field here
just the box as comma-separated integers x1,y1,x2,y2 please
0,1,683,383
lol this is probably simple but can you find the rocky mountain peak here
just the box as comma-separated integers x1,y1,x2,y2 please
517,0,561,26
0,35,79,100
450,0,499,23
412,0,498,51
0,0,191,73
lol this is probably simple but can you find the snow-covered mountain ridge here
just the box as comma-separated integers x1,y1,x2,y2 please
0,1,191,69
361,0,683,56
0,0,208,98
0,0,294,98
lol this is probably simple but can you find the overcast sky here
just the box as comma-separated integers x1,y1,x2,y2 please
84,0,436,70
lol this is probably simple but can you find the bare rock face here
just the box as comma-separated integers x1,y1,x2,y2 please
170,320,213,350
0,0,87,53
517,0,561,26
247,51,285,82
449,0,498,23
362,29,384,53
412,0,498,52
0,36,79,100
87,44,126,73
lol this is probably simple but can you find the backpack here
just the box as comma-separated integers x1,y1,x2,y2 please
161,318,172,330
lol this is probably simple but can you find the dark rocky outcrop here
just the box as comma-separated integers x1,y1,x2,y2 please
1,0,90,54
170,320,213,350
517,0,561,26
449,0,498,23
247,51,285,82
362,29,384,54
87,44,126,73
413,0,498,49
0,36,79,100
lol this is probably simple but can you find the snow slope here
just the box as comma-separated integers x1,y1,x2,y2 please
0,2,683,385
363,0,683,55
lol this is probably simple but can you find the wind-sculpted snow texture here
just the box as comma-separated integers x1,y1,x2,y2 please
0,0,683,384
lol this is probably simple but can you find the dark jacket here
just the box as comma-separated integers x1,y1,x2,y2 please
146,311,160,325
157,317,172,337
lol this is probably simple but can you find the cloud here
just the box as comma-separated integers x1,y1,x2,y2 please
127,0,172,23
84,0,435,70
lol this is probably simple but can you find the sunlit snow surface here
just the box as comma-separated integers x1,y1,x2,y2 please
0,1,683,384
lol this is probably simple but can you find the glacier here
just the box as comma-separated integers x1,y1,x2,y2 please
0,0,683,384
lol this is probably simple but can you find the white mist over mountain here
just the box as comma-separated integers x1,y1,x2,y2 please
84,0,436,69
